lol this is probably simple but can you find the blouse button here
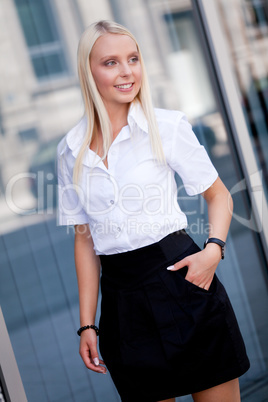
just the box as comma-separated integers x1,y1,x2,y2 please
110,200,114,204
117,227,121,232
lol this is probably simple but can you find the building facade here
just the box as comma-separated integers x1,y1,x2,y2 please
0,0,267,400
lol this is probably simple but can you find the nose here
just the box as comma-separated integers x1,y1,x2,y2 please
120,62,132,77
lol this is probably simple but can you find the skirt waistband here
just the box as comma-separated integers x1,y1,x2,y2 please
100,230,194,289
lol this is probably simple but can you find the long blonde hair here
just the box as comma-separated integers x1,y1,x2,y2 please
73,20,165,186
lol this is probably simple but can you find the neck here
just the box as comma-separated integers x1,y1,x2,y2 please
105,102,131,138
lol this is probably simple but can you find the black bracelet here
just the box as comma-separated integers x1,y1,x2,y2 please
77,325,99,336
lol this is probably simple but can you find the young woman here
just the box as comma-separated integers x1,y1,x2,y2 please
57,20,250,402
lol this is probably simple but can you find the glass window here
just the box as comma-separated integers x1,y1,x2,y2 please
214,0,268,202
164,10,216,117
0,378,7,402
14,0,68,80
145,0,268,396
18,128,39,143
31,52,67,78
1,0,268,401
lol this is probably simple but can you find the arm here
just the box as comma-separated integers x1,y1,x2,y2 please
202,176,233,249
169,177,233,290
74,224,107,374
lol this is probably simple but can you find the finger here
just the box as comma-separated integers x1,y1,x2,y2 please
167,257,188,271
203,280,213,291
80,349,107,373
189,280,211,290
86,361,107,374
80,347,92,368
88,361,107,374
89,349,108,373
79,344,100,368
89,345,100,367
166,264,175,271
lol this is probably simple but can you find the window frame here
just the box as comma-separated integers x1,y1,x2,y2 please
14,0,70,81
192,0,268,263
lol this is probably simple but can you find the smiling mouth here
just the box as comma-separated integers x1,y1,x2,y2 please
114,83,134,89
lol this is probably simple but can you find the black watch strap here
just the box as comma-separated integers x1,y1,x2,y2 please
204,237,226,260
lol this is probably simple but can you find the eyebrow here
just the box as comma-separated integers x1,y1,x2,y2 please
99,51,139,62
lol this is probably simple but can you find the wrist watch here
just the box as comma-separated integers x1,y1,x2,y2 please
204,237,226,260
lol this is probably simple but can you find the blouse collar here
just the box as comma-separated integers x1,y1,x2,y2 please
59,100,148,160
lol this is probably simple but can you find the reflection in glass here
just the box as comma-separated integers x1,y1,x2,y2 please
0,0,268,400
14,0,68,79
215,0,268,199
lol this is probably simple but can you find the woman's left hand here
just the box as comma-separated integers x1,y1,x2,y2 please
167,244,222,291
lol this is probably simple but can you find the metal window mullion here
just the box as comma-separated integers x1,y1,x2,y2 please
28,41,62,57
192,0,268,262
0,308,27,402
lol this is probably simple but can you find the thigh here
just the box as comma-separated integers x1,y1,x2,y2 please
192,378,240,402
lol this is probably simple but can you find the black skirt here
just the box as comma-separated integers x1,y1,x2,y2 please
98,230,250,402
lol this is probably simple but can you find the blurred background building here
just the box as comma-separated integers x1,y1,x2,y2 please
0,0,267,401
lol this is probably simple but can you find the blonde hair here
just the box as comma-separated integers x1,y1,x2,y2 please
73,20,165,186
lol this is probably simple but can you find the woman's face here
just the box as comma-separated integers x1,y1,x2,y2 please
90,33,142,112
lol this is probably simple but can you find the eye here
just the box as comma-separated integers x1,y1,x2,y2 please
105,60,116,66
129,56,139,64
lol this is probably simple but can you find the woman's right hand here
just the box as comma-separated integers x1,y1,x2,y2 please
79,329,107,374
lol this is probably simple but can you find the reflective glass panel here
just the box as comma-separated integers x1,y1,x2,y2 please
14,0,67,79
215,0,268,201
0,0,268,401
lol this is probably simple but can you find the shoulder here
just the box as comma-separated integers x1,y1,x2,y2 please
153,108,190,144
57,136,67,157
154,107,186,127
57,116,87,157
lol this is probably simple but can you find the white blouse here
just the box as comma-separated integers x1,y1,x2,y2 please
57,101,218,255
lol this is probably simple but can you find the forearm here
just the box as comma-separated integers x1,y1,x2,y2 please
74,225,101,326
203,177,233,256
207,191,233,241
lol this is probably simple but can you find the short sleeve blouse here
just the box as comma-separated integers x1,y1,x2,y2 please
56,102,218,254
